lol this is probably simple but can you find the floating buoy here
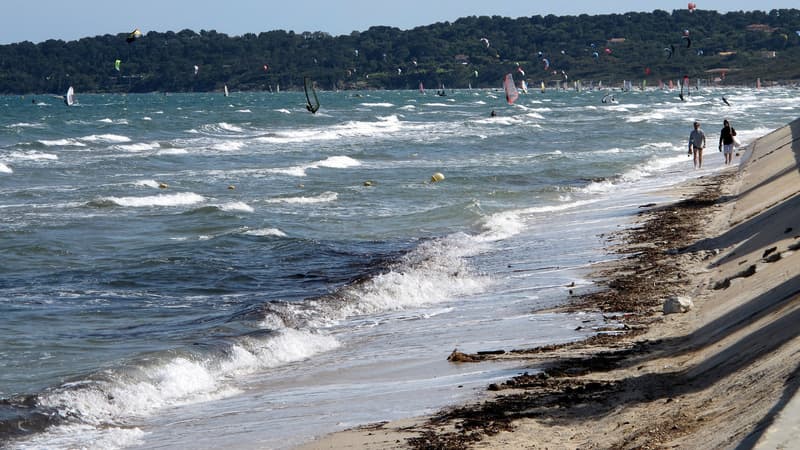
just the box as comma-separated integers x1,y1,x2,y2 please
363,180,374,186
430,172,445,183
158,182,169,189
228,185,236,190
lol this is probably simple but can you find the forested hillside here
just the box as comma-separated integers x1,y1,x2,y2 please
1,8,799,94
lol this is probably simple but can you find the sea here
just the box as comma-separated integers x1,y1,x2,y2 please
1,86,797,449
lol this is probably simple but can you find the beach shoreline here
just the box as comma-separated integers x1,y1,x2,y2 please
296,118,800,449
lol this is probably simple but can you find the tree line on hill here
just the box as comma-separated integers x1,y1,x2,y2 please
1,8,799,94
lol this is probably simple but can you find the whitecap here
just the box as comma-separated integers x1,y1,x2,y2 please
7,122,44,129
9,151,58,161
80,134,131,143
97,192,205,208
157,148,189,155
117,142,160,152
0,163,12,174
212,141,245,151
134,179,161,189
38,138,87,147
244,228,287,237
270,156,361,177
219,201,254,213
98,118,129,125
264,192,338,204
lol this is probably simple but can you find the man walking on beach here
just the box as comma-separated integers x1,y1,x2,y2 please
718,119,737,165
688,121,706,169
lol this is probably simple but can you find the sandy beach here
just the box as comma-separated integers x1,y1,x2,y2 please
297,117,800,450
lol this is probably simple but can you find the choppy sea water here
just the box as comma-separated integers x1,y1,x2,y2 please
1,86,797,449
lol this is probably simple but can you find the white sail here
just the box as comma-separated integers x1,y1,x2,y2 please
65,86,75,106
224,85,229,97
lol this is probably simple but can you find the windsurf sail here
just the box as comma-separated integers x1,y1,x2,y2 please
503,73,519,105
224,84,229,97
519,79,528,94
64,86,75,106
114,59,121,72
419,81,425,94
304,76,320,114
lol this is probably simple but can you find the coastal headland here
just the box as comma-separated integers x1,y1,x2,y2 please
297,118,800,449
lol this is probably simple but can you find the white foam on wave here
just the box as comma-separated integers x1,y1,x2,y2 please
580,153,687,194
80,134,131,143
99,192,205,208
255,115,413,145
10,423,146,450
8,151,58,161
219,201,254,213
275,109,291,114
134,179,161,189
477,198,601,242
360,102,395,108
323,233,491,320
244,228,287,237
219,122,244,133
398,105,416,111
28,329,338,449
237,109,252,113
39,138,86,147
117,142,160,152
157,148,189,155
7,122,45,129
212,141,245,151
270,155,361,177
0,163,12,174
625,111,666,123
265,191,338,204
98,118,129,125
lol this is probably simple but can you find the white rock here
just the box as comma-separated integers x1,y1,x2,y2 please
663,296,694,314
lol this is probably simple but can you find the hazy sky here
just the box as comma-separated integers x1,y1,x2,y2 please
2,0,797,44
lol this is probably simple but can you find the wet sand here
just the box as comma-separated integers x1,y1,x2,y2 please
297,118,800,449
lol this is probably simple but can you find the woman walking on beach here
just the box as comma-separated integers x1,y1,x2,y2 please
688,121,706,169
718,119,737,165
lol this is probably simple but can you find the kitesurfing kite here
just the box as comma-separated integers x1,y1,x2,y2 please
480,37,490,48
542,58,550,71
304,76,320,114
193,65,199,76
682,30,692,48
114,59,121,72
503,73,519,105
688,2,697,12
126,28,142,44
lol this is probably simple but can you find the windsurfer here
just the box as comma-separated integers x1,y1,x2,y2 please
490,110,497,117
